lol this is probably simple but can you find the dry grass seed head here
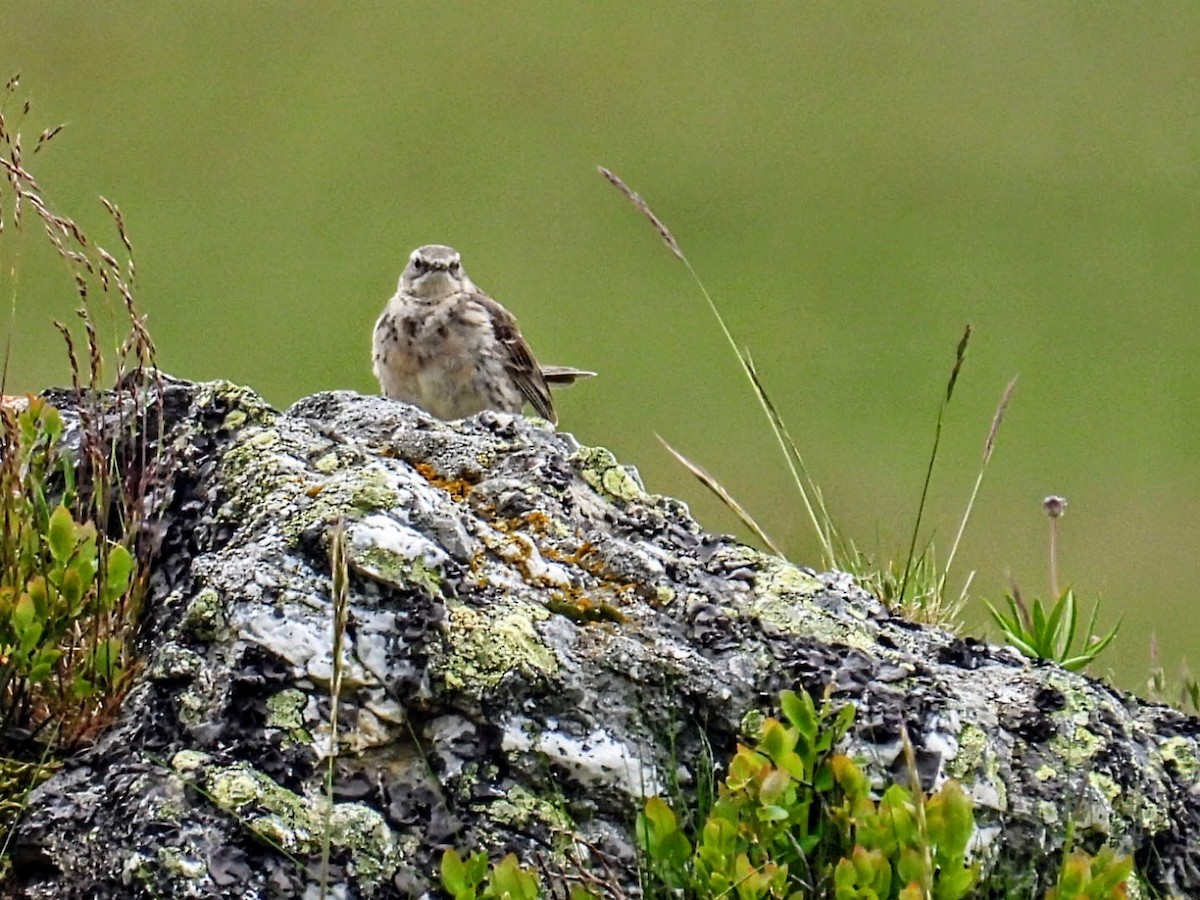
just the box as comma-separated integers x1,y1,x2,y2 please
597,165,684,261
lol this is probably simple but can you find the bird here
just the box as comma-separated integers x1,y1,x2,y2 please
372,244,594,424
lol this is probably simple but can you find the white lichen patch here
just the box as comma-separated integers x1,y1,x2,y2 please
501,715,662,797
439,600,557,694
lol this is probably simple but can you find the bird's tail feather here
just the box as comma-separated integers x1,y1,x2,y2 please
541,365,597,385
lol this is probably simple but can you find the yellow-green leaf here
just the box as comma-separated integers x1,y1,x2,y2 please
48,505,78,563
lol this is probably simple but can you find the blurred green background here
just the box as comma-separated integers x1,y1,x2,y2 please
2,3,1197,694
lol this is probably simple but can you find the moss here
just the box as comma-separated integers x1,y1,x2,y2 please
439,599,557,696
573,446,647,503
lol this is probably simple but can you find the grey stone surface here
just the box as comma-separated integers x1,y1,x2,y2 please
4,378,1198,898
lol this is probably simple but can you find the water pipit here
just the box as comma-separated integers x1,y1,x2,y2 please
372,244,593,423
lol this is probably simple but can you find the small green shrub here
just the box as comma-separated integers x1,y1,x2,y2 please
1044,847,1133,900
441,687,1135,899
0,396,138,744
441,850,555,900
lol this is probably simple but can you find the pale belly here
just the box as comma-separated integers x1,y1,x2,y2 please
372,297,520,419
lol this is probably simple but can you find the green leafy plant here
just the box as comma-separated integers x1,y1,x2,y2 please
829,758,978,900
1044,847,1132,900
987,588,1120,672
441,686,1141,899
986,497,1119,672
634,688,980,900
0,397,138,740
441,850,559,900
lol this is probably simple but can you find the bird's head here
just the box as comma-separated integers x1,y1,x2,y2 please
399,244,472,298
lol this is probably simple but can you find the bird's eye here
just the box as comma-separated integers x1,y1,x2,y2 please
449,260,461,273
411,257,427,274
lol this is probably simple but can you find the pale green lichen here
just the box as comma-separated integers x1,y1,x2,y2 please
1049,723,1103,762
158,846,207,880
752,552,824,600
121,851,156,886
946,723,988,779
209,767,265,809
223,409,249,431
147,642,204,681
1159,736,1199,782
1034,764,1058,782
481,785,573,833
196,381,277,429
266,688,312,744
1037,799,1061,826
200,762,398,886
352,545,442,595
282,463,402,546
1097,771,1172,834
439,600,557,695
749,556,874,650
175,689,208,729
574,446,647,503
740,708,768,743
178,587,227,641
171,749,211,773
314,451,341,474
1087,771,1122,803
220,427,298,511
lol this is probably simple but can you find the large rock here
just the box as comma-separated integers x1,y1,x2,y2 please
3,378,1197,898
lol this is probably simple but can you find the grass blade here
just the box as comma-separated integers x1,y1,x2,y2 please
656,434,784,557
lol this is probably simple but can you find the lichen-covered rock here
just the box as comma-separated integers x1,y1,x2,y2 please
3,379,1198,898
